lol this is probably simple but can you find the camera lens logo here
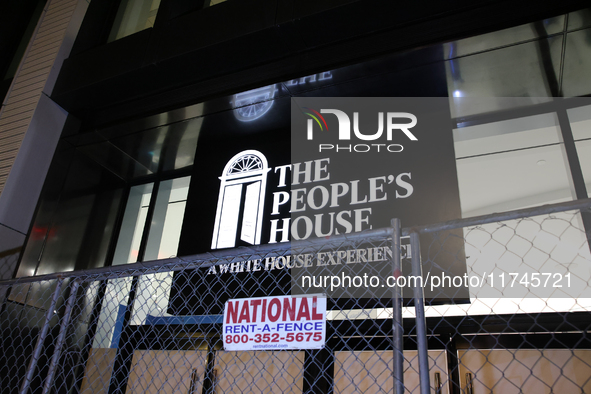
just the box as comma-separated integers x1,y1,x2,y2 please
303,107,329,138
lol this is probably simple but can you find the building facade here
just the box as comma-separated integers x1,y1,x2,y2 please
1,1,591,393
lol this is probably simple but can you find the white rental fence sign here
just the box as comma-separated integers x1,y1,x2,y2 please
223,295,327,351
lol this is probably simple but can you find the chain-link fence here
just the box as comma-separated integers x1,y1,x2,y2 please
1,198,591,394
0,246,20,280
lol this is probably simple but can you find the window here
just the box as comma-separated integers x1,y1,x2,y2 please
569,104,591,195
108,0,161,42
453,111,572,217
93,176,191,349
112,177,190,265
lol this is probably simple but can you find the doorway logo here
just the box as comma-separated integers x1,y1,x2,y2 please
304,108,418,153
211,150,270,249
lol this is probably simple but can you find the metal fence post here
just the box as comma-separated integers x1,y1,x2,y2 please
41,279,81,394
19,277,64,394
391,218,404,394
410,231,430,394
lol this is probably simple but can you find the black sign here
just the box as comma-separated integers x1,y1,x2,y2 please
169,95,468,316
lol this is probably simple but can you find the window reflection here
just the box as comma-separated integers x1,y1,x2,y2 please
443,16,564,59
568,8,591,31
206,0,228,7
446,39,562,117
108,0,161,42
94,176,191,348
575,139,591,195
562,28,591,97
453,112,573,217
132,176,190,325
144,177,191,260
569,104,591,195
112,183,153,265
16,149,124,277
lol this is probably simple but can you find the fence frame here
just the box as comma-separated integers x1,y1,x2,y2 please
1,197,591,394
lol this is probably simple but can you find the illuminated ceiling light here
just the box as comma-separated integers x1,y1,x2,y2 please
453,90,462,98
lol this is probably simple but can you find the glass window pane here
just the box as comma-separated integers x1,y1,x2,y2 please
144,176,190,260
16,150,124,276
568,8,591,31
92,277,134,349
112,183,154,265
206,0,227,6
568,103,591,196
444,16,564,59
109,116,202,175
562,28,591,97
454,113,573,217
93,184,152,349
574,140,591,195
567,104,591,141
108,0,161,42
453,113,561,158
77,141,154,180
95,177,191,345
446,38,562,117
132,176,191,325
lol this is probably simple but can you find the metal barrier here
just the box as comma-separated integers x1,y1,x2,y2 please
1,198,591,393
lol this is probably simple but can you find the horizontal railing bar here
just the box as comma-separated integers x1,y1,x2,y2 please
0,227,393,286
1,198,589,286
402,198,591,235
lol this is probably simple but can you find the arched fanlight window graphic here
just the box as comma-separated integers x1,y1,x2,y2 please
232,85,277,122
211,150,270,249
